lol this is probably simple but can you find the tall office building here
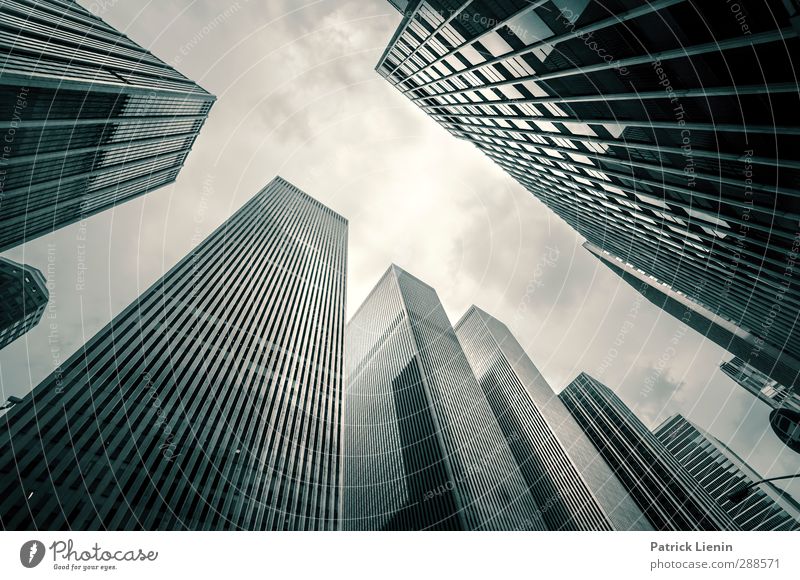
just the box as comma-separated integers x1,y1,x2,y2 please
0,0,214,251
720,357,800,412
655,414,800,531
586,242,800,389
377,0,800,390
0,257,48,350
0,177,347,530
454,305,650,530
560,373,737,530
344,266,544,531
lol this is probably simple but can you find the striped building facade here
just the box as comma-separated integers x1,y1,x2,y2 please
377,0,800,389
344,266,545,530
655,414,800,531
560,373,737,530
0,176,347,530
0,0,214,251
454,305,651,530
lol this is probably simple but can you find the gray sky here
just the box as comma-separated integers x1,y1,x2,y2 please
1,0,797,496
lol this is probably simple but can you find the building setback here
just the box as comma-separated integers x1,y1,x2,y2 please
655,414,800,531
0,257,48,350
560,373,737,530
586,242,800,389
344,266,544,530
719,357,800,412
0,0,214,251
454,305,651,530
0,176,347,530
377,0,800,391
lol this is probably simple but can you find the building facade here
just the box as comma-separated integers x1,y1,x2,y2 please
377,0,800,391
560,373,737,530
454,305,651,530
720,357,800,412
0,0,214,251
586,242,800,389
344,266,544,530
0,257,48,350
655,414,800,531
0,176,347,530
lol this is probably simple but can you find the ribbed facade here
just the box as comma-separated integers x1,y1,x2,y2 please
454,305,651,530
0,176,347,530
655,414,800,531
560,373,737,530
0,0,214,251
0,256,47,350
720,357,800,412
344,266,544,530
377,0,800,393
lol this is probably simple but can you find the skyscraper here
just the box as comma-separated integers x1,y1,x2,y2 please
0,0,214,251
560,373,737,530
0,176,347,531
0,257,48,350
655,414,800,531
720,357,800,412
586,241,800,389
344,265,544,531
377,0,800,394
454,305,651,530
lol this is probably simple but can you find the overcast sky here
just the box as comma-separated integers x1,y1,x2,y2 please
0,0,796,496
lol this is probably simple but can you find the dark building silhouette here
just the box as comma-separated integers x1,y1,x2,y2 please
0,0,214,251
655,414,800,530
0,257,47,350
344,266,544,530
377,0,800,392
454,305,650,530
560,373,737,530
0,177,347,530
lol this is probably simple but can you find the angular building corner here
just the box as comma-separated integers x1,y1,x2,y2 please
0,257,48,350
454,305,651,530
0,176,346,530
0,0,215,251
343,265,545,530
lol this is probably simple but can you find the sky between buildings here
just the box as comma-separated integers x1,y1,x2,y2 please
0,0,796,496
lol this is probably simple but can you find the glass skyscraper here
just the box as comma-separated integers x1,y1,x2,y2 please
655,414,800,531
0,257,47,350
344,265,544,530
0,0,214,251
454,305,651,530
560,373,737,530
0,177,347,530
377,0,800,395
